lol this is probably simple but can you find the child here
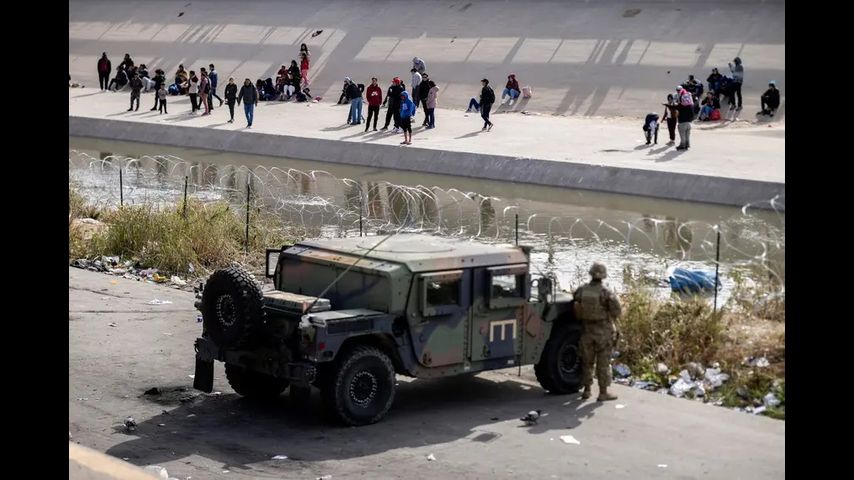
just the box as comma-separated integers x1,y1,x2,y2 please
158,84,168,114
643,113,659,145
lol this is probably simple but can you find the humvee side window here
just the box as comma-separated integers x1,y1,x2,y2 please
488,264,529,309
420,270,464,317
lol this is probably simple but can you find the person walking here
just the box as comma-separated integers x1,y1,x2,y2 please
208,64,223,109
365,77,383,132
236,78,259,128
224,77,237,123
97,53,111,91
479,78,495,131
425,81,438,129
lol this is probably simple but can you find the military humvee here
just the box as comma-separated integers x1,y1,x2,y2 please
193,234,582,425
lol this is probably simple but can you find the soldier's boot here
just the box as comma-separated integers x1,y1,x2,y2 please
581,386,592,399
597,387,618,402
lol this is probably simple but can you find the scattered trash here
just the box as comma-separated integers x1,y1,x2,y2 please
152,273,169,283
678,369,692,383
157,423,166,427
211,391,222,396
316,476,332,480
148,299,173,305
271,455,288,460
170,275,187,286
490,417,499,421
77,397,89,401
763,393,781,408
188,375,195,379
520,410,542,425
144,387,161,395
615,404,626,409
685,362,704,379
704,368,730,388
108,322,117,327
656,363,669,375
520,384,532,390
187,414,196,418
426,453,436,461
188,263,195,273
143,466,169,479
559,435,581,445
196,315,203,323
612,363,631,378
632,381,656,390
669,378,694,398
754,357,770,368
311,29,323,37
657,464,668,469
752,405,767,415
124,417,137,432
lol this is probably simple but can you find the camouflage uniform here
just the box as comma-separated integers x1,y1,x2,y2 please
573,262,621,401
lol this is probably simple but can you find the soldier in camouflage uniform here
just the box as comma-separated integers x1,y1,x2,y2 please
573,262,621,401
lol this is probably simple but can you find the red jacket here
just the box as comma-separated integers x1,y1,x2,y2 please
366,84,383,106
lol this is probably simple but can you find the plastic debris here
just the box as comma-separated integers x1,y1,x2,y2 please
143,466,169,479
197,315,203,323
152,273,169,283
170,275,187,286
763,393,781,408
669,378,694,398
612,363,631,378
657,464,668,469
148,299,173,305
679,369,692,383
632,381,656,390
124,417,137,431
685,362,704,379
108,322,118,327
704,368,730,388
426,453,436,461
656,363,669,375
559,435,581,445
272,455,288,460
615,404,626,409
752,406,767,415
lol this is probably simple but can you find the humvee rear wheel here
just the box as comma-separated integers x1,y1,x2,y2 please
534,323,582,394
322,346,396,426
200,266,263,348
225,364,289,399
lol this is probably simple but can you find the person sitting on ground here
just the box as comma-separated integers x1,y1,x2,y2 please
137,64,152,92
119,53,134,72
295,87,311,103
685,75,704,98
174,65,188,94
707,68,723,98
412,57,426,74
262,77,276,101
758,81,780,117
501,73,521,106
698,91,721,120
642,112,659,145
108,66,129,91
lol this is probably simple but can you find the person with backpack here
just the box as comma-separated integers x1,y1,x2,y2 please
479,78,495,131
97,53,111,91
675,86,694,150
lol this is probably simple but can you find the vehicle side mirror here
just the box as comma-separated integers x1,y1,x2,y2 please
265,249,280,278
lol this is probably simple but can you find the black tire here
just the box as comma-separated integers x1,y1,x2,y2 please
534,323,583,394
225,363,288,399
200,266,263,348
321,346,396,426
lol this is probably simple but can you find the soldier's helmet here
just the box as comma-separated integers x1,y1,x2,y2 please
589,262,607,280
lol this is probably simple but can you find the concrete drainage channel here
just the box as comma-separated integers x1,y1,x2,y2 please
68,116,784,209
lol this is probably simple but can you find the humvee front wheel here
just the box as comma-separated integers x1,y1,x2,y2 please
225,364,289,399
322,346,396,426
534,323,583,394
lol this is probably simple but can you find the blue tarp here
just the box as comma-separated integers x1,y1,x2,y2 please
669,268,720,294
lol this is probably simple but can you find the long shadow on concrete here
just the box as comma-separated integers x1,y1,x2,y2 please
105,375,594,469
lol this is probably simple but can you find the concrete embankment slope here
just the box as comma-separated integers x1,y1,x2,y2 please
69,0,785,119
69,88,784,208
